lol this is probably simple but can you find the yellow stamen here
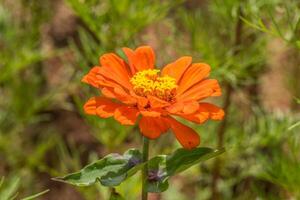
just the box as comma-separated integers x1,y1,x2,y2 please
130,69,177,101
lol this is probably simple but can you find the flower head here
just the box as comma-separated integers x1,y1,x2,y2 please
82,46,224,149
130,69,177,101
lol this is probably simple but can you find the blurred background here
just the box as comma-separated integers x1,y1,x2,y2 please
0,0,299,199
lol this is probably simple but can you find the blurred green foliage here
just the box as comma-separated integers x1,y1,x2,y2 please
0,176,49,199
0,0,299,199
177,0,274,87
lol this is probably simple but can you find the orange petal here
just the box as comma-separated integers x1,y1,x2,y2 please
179,111,209,124
114,87,137,104
123,46,155,73
167,101,199,115
82,66,122,89
128,91,150,108
161,56,192,83
99,53,131,76
200,103,225,120
99,53,132,90
177,63,211,95
167,117,200,149
176,79,221,102
81,66,102,88
140,109,161,117
166,102,184,113
83,97,98,115
139,116,170,139
101,87,117,99
178,103,224,124
182,101,199,114
83,97,120,118
136,96,149,108
122,47,137,74
114,106,139,125
101,86,137,104
148,95,171,108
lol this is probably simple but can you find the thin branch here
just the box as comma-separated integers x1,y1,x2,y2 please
211,5,243,200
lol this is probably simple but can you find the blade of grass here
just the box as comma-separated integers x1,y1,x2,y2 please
21,189,50,200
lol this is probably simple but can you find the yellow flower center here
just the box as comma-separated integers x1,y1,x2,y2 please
130,69,177,101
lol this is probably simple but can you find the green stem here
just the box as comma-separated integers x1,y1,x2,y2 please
142,137,149,200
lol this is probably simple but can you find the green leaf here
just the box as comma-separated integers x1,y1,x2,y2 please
146,147,225,193
53,149,143,187
0,176,20,200
54,147,224,192
166,147,224,175
288,121,300,131
0,177,4,188
296,40,300,49
294,96,300,104
109,188,125,200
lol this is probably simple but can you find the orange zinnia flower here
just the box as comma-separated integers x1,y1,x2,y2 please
82,46,224,149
